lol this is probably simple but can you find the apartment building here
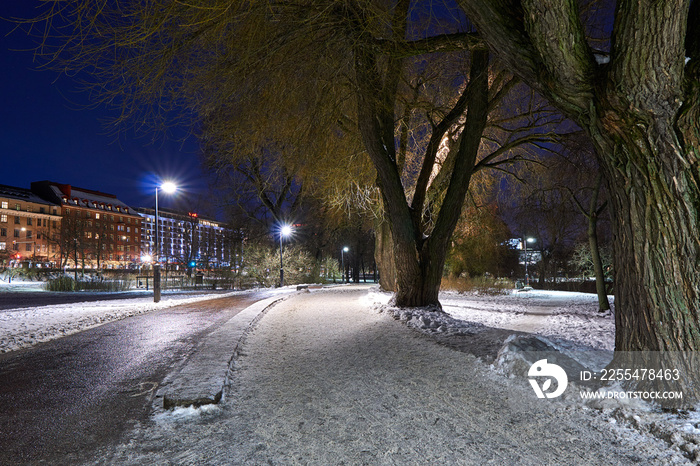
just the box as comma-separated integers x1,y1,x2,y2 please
0,184,62,266
137,207,240,269
31,181,142,268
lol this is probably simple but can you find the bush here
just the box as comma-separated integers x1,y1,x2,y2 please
441,275,514,295
44,276,76,291
241,242,320,287
44,276,133,292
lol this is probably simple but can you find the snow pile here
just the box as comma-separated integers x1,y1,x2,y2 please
153,404,222,426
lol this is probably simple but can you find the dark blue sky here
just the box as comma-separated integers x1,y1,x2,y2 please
0,3,209,212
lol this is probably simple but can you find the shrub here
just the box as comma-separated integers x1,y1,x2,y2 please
441,275,513,296
44,276,133,292
241,242,320,287
44,276,76,291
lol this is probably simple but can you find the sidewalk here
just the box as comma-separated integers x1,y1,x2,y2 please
101,286,679,465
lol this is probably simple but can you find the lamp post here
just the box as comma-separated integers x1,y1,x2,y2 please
16,228,36,266
523,237,536,286
341,246,349,283
279,224,292,287
154,181,177,302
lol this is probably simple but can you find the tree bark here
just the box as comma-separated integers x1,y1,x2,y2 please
374,219,396,292
456,0,700,403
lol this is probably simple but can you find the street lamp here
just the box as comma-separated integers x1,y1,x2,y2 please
523,237,536,286
154,181,177,302
341,246,349,283
15,227,36,265
279,224,292,287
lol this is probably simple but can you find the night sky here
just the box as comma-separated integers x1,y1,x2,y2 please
0,3,209,212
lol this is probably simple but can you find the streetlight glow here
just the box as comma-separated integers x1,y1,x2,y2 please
341,246,349,284
279,224,293,287
160,181,177,194
523,236,537,287
154,180,178,302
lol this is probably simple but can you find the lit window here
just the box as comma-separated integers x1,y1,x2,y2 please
1,202,7,209
0,215,6,223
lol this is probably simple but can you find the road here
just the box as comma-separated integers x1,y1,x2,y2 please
0,291,271,465
0,288,233,311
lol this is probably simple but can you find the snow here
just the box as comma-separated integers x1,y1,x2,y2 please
0,279,289,353
370,287,700,463
3,281,700,463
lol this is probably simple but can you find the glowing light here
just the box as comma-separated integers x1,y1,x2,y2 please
160,181,177,194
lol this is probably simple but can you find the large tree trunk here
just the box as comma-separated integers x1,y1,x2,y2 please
374,219,396,291
594,124,700,405
456,0,700,405
595,130,700,353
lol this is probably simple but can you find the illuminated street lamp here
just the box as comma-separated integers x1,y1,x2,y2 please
279,224,292,287
523,237,536,287
15,227,36,265
154,181,177,302
341,246,349,283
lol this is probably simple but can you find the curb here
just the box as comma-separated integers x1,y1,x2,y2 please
160,294,290,409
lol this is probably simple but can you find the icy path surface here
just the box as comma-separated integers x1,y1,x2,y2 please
100,286,679,465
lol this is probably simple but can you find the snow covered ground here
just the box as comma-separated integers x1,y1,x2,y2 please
0,279,289,354
96,286,699,464
369,287,700,462
2,281,700,462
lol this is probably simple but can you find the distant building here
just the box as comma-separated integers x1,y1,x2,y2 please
0,184,62,266
31,181,142,269
136,207,241,270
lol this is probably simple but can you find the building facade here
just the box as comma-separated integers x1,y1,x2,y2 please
137,207,240,270
31,181,142,269
0,184,62,266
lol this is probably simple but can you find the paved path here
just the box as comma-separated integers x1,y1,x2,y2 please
100,286,678,465
0,293,268,465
